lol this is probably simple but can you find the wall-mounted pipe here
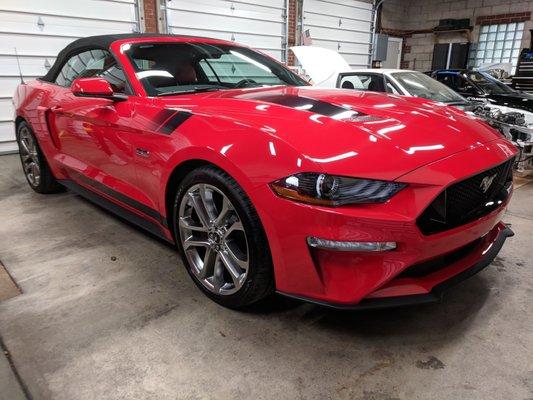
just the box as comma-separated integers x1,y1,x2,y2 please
369,0,387,66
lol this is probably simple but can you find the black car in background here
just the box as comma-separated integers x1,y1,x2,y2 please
431,69,533,113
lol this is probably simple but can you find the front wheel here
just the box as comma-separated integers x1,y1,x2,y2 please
173,166,274,309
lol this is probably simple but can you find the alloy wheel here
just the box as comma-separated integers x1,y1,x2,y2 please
18,126,41,187
178,183,249,295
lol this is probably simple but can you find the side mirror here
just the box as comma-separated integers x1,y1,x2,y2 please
71,78,127,101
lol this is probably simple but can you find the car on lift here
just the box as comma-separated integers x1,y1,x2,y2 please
13,34,516,310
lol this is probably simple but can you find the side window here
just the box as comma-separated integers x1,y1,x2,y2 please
385,77,400,94
436,74,459,91
340,74,385,92
55,49,128,93
456,76,474,93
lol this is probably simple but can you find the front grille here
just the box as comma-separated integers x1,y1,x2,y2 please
417,158,514,235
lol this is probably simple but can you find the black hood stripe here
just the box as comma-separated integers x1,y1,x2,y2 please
255,94,358,118
153,109,178,129
157,110,193,135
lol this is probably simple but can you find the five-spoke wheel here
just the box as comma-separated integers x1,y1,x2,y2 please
18,124,41,187
179,183,249,295
174,166,273,308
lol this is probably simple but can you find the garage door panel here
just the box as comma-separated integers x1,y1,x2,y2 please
305,0,371,19
230,0,285,8
304,15,371,33
0,55,52,79
169,27,282,58
0,12,136,39
169,10,282,37
0,33,72,58
311,40,369,66
303,0,372,69
0,122,16,142
1,0,137,23
311,40,370,55
0,77,27,98
309,26,371,44
166,0,286,62
168,0,284,22
0,100,14,121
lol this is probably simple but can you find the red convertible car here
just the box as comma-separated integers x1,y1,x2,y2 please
13,34,516,309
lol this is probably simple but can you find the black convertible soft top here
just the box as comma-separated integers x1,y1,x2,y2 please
40,33,205,82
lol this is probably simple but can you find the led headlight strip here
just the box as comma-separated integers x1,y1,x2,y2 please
270,173,406,206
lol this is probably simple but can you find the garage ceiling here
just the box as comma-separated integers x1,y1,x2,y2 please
302,0,373,68
164,0,288,62
0,0,140,153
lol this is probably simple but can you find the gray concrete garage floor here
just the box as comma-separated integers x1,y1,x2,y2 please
0,153,531,400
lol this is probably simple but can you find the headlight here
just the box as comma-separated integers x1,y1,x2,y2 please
269,173,406,206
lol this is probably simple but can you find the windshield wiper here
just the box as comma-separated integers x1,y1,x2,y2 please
157,86,225,96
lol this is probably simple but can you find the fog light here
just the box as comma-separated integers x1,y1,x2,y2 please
307,237,396,252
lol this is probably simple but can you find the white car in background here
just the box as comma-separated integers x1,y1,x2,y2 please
290,45,474,111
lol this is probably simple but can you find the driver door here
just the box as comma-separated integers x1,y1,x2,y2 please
48,49,146,206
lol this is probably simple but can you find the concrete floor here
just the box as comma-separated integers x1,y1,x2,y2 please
0,154,531,400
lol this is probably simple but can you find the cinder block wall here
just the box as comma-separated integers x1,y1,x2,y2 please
381,0,533,71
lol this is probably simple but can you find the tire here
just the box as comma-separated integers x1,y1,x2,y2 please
16,121,64,194
173,165,274,309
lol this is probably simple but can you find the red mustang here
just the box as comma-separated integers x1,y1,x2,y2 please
13,34,516,309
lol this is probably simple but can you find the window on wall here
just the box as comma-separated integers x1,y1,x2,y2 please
470,22,524,74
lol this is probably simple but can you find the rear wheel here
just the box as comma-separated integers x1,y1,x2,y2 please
173,166,274,309
16,121,63,194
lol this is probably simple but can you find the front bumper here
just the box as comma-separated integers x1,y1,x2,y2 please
277,223,514,310
250,138,517,307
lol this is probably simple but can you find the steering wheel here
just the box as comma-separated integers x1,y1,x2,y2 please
234,79,257,88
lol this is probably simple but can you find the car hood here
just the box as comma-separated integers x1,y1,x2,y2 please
158,86,505,180
290,46,351,88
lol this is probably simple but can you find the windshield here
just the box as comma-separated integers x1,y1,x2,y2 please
391,71,467,104
126,42,307,96
466,71,515,95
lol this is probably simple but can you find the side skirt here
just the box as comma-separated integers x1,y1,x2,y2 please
58,179,173,243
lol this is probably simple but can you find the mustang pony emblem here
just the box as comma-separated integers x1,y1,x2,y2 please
480,174,497,193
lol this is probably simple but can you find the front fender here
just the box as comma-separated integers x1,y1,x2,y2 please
157,114,322,211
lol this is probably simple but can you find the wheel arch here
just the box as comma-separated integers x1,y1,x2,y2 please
164,158,214,235
14,116,27,137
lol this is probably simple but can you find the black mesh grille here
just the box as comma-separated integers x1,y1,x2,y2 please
397,238,481,279
417,158,514,235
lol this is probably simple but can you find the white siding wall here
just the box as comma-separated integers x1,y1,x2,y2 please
0,0,140,153
165,0,288,61
302,0,373,68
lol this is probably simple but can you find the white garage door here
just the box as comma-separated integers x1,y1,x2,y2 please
302,0,372,68
165,0,287,61
0,0,140,154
